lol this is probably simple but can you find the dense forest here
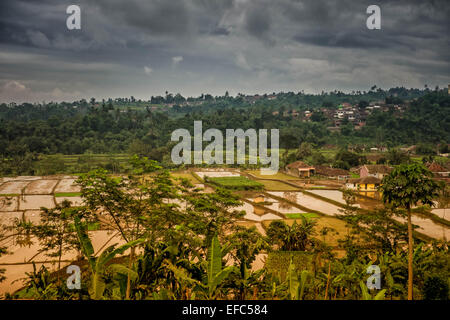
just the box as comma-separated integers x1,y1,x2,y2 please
0,88,448,175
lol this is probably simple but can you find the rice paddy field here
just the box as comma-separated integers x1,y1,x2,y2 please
0,169,448,296
267,191,343,216
245,170,300,180
207,176,264,190
253,179,300,191
261,216,351,247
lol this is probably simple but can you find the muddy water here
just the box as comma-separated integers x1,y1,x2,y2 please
431,209,449,220
267,191,342,216
19,195,55,210
0,196,19,211
195,171,240,179
308,190,348,205
394,215,449,241
247,196,305,214
24,180,59,194
54,179,80,193
0,181,30,194
0,230,124,295
234,202,281,222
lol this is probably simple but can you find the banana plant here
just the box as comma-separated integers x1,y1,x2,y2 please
74,216,144,300
359,281,386,300
204,235,236,299
287,258,310,300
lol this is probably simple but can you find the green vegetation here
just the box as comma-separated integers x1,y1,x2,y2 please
255,179,299,191
0,157,448,301
170,172,201,184
54,192,82,197
207,176,264,190
379,163,441,300
1,89,448,176
285,213,318,219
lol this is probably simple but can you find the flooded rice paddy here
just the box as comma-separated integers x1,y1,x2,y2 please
0,172,448,295
267,191,343,216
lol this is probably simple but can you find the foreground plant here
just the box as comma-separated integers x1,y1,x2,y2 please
379,163,440,300
74,216,144,300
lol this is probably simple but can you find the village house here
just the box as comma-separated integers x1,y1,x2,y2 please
359,164,393,180
285,161,315,178
426,162,450,178
345,176,382,191
314,165,350,180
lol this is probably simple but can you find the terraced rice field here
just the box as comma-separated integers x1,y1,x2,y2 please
233,202,282,222
262,216,352,247
0,181,30,195
19,195,55,210
246,196,305,214
267,191,343,216
394,215,449,241
254,179,300,191
195,171,240,179
0,231,124,295
170,172,202,184
54,179,80,193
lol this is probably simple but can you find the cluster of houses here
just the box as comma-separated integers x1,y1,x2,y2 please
268,101,404,131
285,161,449,193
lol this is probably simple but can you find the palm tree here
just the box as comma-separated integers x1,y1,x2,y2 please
379,163,440,300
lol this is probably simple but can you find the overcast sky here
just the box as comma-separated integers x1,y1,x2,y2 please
0,0,449,103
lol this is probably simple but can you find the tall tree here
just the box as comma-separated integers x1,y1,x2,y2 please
379,163,440,300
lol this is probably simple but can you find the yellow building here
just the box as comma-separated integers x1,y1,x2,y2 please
346,176,381,191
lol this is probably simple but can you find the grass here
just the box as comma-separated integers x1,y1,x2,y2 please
284,213,318,219
207,176,264,190
54,192,82,197
255,179,299,191
0,194,19,197
170,172,201,184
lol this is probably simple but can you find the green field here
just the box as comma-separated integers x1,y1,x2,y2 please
207,176,264,190
284,213,318,219
255,179,299,191
54,192,82,197
170,172,201,184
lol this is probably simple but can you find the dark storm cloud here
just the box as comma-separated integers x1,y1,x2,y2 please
0,0,448,102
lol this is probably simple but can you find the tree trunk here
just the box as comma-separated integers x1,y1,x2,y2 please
407,208,413,300
125,246,135,300
324,262,331,300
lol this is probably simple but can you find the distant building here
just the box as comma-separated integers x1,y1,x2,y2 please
359,164,393,180
345,176,382,191
285,161,315,178
426,162,450,178
314,165,350,180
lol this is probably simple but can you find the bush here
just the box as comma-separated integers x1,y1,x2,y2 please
423,276,449,300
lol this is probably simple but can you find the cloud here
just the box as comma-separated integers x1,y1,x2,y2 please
0,0,448,102
144,66,153,75
235,52,250,70
172,56,184,66
26,30,51,48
